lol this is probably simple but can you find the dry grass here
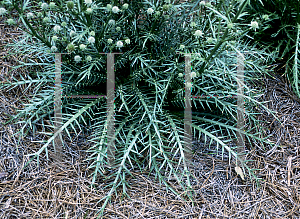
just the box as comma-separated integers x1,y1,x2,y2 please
1,9,300,219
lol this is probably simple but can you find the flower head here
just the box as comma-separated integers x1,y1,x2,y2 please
125,38,130,44
191,72,197,78
27,12,34,20
79,44,86,50
51,46,57,52
200,1,206,6
155,11,161,17
0,8,7,16
52,35,58,41
190,22,196,27
179,45,185,50
86,55,92,61
178,73,183,77
112,6,120,13
147,8,154,15
53,25,61,32
122,3,129,10
61,22,67,27
89,31,95,36
262,14,269,20
250,21,259,31
88,36,95,44
85,0,92,5
116,27,121,32
41,3,48,10
43,17,50,23
206,37,213,44
186,82,192,88
49,2,56,9
70,30,76,37
6,18,15,25
107,38,113,44
74,55,81,62
107,4,112,10
66,43,76,52
227,23,234,29
66,1,74,9
116,41,123,48
86,8,93,14
108,19,115,25
194,30,203,37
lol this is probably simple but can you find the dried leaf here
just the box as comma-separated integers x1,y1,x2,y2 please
235,166,245,180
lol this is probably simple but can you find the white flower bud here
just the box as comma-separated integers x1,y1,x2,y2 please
41,3,48,10
86,8,93,14
178,73,183,77
116,41,123,48
70,30,76,37
89,31,95,36
194,30,203,37
179,45,185,50
191,72,197,78
200,1,205,6
112,6,120,13
106,4,112,10
6,18,15,25
79,44,86,50
108,19,115,25
227,23,234,29
186,82,192,88
85,0,92,5
262,14,269,20
43,17,50,23
0,8,7,16
27,12,34,20
125,38,130,44
88,36,95,44
107,38,113,44
190,22,196,27
53,25,61,32
122,3,129,10
147,8,154,15
250,21,259,31
49,2,56,9
86,55,92,61
74,55,81,62
51,46,57,52
52,35,58,41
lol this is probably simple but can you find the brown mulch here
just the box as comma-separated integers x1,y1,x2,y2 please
1,8,300,219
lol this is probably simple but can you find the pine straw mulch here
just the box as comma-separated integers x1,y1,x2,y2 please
1,11,300,219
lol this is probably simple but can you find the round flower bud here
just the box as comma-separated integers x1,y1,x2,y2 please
107,4,112,10
155,11,161,17
52,35,58,41
27,12,34,20
107,38,113,44
6,18,15,25
206,2,212,7
43,17,50,23
262,14,269,20
122,3,129,10
190,22,196,27
206,37,213,44
179,45,185,50
86,8,93,14
88,36,95,44
86,55,92,61
250,21,259,31
125,38,130,44
116,26,121,32
162,4,169,11
89,31,95,36
194,30,203,37
200,1,205,6
74,55,81,62
66,43,76,52
66,1,74,10
178,73,183,77
108,20,115,26
227,23,234,29
116,40,123,48
51,46,57,52
79,44,86,50
53,25,61,32
85,0,92,5
147,8,154,15
70,30,76,37
49,2,56,9
112,6,119,13
61,22,67,27
186,82,192,88
191,72,197,78
0,8,7,16
41,3,48,10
